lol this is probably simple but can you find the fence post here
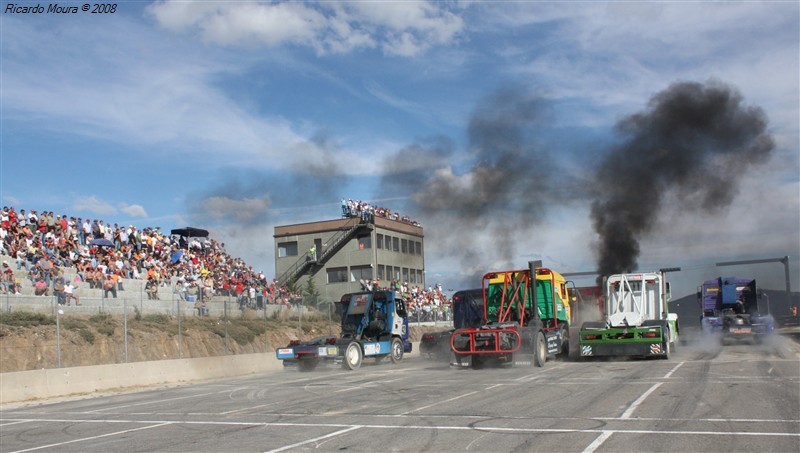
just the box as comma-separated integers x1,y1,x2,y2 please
224,297,229,355
264,296,269,352
139,278,143,315
298,296,304,334
177,297,183,359
327,301,332,336
123,298,128,363
56,308,62,368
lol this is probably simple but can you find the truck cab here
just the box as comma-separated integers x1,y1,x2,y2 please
276,290,411,371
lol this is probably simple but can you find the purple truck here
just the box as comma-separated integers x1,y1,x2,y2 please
697,277,774,343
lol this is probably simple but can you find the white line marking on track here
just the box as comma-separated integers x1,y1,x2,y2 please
334,385,368,393
618,361,685,419
401,391,480,414
84,391,222,413
514,364,563,382
582,430,613,453
0,420,33,427
8,422,171,453
663,361,685,378
3,418,800,438
265,425,362,453
6,414,797,424
220,403,277,415
619,383,662,419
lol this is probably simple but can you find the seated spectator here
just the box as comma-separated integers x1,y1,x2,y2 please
53,277,66,306
15,249,28,270
146,279,159,300
27,264,42,285
103,273,117,298
1,261,14,294
64,281,80,305
34,278,49,296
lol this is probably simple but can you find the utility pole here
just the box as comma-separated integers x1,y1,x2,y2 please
716,256,791,313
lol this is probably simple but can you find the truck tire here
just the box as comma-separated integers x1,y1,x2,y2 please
343,341,362,370
558,324,569,359
534,331,547,367
390,337,404,363
661,328,671,360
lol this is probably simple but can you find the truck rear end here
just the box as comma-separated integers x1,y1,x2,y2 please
579,273,677,359
698,277,774,343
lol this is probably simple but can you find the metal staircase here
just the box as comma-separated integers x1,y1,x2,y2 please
276,217,370,287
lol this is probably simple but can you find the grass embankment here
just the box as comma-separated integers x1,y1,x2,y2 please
0,310,335,346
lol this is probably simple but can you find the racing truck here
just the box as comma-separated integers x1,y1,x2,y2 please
420,288,484,360
450,262,571,368
697,277,774,343
276,290,412,371
579,272,678,359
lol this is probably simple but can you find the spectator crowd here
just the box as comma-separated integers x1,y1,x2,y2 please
360,278,451,322
1,204,450,322
0,206,301,308
341,198,421,227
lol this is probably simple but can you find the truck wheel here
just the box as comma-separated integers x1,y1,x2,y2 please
661,329,671,360
558,324,569,359
534,331,547,367
343,341,362,370
390,337,404,363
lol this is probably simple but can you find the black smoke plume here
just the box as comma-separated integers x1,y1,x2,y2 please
379,85,554,278
591,80,774,276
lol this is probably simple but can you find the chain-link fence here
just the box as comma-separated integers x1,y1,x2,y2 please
0,290,339,372
1,282,452,372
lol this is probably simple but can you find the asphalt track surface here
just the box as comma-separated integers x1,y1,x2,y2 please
1,333,798,452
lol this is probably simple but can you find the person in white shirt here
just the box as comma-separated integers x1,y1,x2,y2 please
64,281,80,306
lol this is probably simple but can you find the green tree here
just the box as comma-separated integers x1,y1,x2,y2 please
304,277,320,307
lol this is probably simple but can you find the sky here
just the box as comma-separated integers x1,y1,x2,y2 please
1,1,799,300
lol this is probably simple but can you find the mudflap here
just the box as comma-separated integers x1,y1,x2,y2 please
545,332,561,356
513,353,534,366
450,353,472,368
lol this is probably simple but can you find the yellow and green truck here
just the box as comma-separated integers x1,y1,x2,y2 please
450,261,572,368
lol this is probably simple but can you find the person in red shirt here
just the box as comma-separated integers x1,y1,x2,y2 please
235,280,245,309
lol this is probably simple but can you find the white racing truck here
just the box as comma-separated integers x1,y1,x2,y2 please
579,271,678,359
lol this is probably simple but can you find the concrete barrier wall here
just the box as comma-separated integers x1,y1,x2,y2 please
0,352,284,405
0,341,421,405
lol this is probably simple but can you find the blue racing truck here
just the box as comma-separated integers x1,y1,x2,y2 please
698,277,774,343
276,290,412,371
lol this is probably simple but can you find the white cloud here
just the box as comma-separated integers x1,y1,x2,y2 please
2,195,22,207
2,16,336,170
479,3,799,133
147,0,465,56
119,204,149,218
72,196,117,215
